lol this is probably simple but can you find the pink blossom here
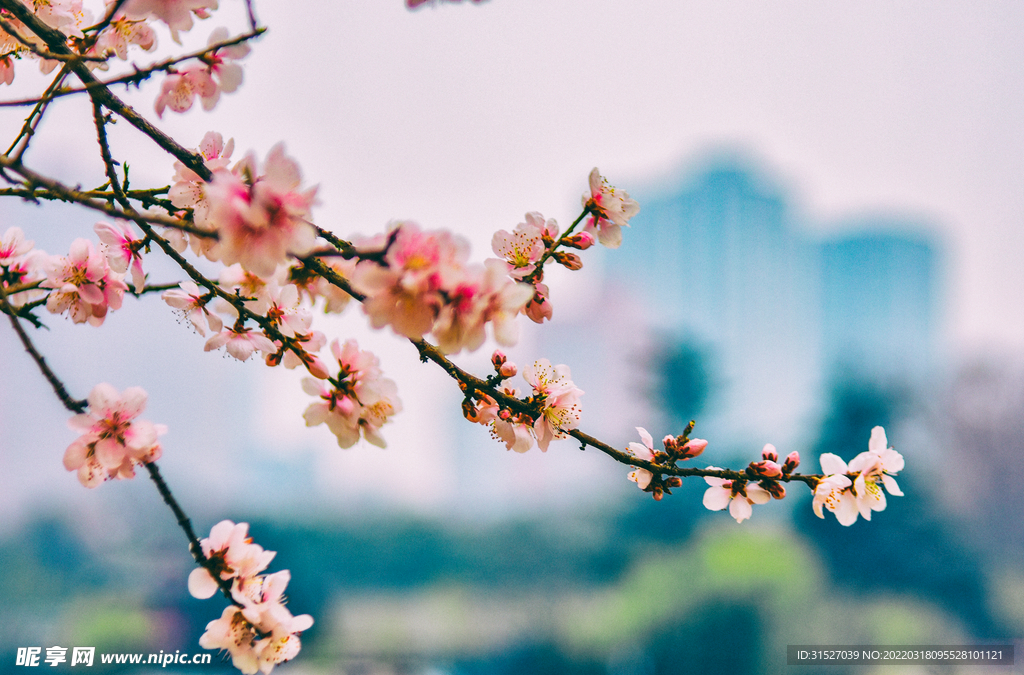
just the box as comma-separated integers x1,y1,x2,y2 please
523,281,552,323
169,131,234,258
204,144,318,277
162,280,223,336
63,383,166,487
627,427,656,489
204,326,277,361
812,426,904,526
94,220,146,292
302,339,401,448
490,212,557,279
581,167,640,249
187,520,276,600
42,239,128,326
522,359,583,451
94,14,156,60
121,0,218,43
702,470,771,523
351,222,467,340
0,226,33,265
288,258,355,314
432,259,533,353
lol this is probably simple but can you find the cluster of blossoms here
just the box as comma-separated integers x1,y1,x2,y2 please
460,352,583,453
0,225,138,325
812,426,905,526
154,27,250,117
301,339,402,448
62,383,166,487
350,222,534,354
625,424,904,526
188,521,313,675
0,0,246,117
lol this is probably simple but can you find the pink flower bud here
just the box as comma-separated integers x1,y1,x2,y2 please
499,362,517,378
662,435,678,453
491,350,507,370
562,231,595,250
765,481,786,500
667,477,682,488
553,250,583,271
748,460,782,478
498,408,512,421
680,438,708,459
762,444,778,462
782,451,800,473
305,354,331,380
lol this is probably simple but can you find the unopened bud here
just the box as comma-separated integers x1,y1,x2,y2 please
765,481,786,500
662,435,678,453
499,362,517,379
305,354,331,380
782,451,800,473
666,477,682,488
553,250,583,271
561,232,595,250
761,443,778,462
498,408,512,421
748,460,782,479
462,399,477,421
681,438,708,459
265,351,283,367
653,487,664,501
491,350,507,370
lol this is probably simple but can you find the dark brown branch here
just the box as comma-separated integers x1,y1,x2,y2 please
0,0,213,180
0,282,87,413
0,29,265,109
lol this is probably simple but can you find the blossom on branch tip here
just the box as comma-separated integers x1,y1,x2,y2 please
581,168,639,249
491,212,556,279
63,383,166,487
812,426,904,526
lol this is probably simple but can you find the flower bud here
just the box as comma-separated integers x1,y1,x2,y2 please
462,399,478,421
765,481,786,500
499,362,517,379
491,350,507,370
553,250,583,271
653,486,664,501
561,232,595,250
748,460,782,479
498,408,512,421
681,438,708,459
662,435,678,454
666,477,682,488
782,451,800,473
761,444,778,462
305,354,331,380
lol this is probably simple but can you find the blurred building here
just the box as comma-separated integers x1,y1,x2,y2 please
605,155,941,451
